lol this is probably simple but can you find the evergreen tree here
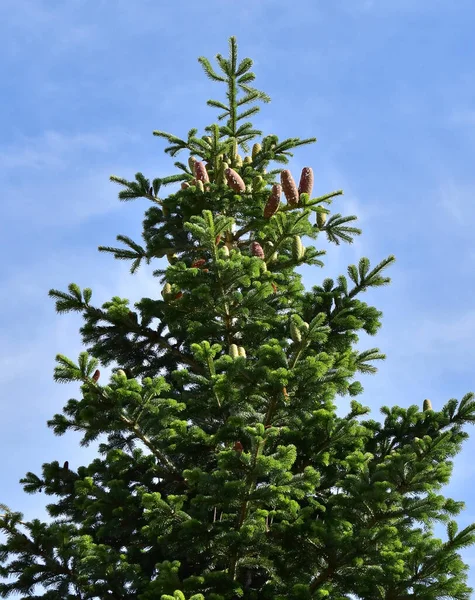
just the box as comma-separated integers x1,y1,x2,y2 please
2,37,475,600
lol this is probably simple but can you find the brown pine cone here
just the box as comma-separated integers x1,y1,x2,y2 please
281,170,299,207
250,241,265,259
233,441,244,453
298,167,314,197
225,168,246,193
92,369,100,382
195,161,210,184
264,184,281,218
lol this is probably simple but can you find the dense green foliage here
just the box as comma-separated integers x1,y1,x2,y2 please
2,37,475,600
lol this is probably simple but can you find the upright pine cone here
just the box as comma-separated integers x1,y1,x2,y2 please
252,143,262,160
317,211,327,228
225,168,246,193
253,175,266,193
92,369,100,382
238,347,247,358
290,321,302,343
281,170,299,207
196,180,205,192
250,241,265,259
264,184,281,218
161,282,172,300
167,252,177,264
298,167,314,197
116,369,126,378
292,235,305,261
188,156,197,173
181,182,190,190
194,161,210,184
216,161,229,185
229,344,239,359
423,399,432,411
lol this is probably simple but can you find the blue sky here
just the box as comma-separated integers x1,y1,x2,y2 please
2,0,475,589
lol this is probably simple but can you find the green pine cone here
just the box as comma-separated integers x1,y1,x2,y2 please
423,398,432,411
252,142,261,160
253,175,266,193
290,320,302,343
317,211,327,228
162,282,172,299
188,156,197,174
229,344,239,359
292,235,305,261
238,346,247,358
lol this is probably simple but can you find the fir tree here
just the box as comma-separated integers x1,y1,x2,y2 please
2,37,475,600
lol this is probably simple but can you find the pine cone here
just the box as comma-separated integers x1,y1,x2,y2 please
317,211,327,228
217,161,229,186
188,156,197,173
292,235,305,261
423,399,432,411
244,156,252,164
264,184,281,218
191,259,206,268
116,369,126,378
167,252,177,265
221,245,230,257
281,170,299,207
225,168,246,193
92,369,100,382
63,461,69,471
195,161,210,184
229,344,239,359
250,241,265,259
252,143,262,160
235,154,243,168
161,283,172,299
181,182,190,190
253,175,266,193
233,441,244,452
290,320,302,343
196,180,205,192
238,347,247,358
298,167,314,197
